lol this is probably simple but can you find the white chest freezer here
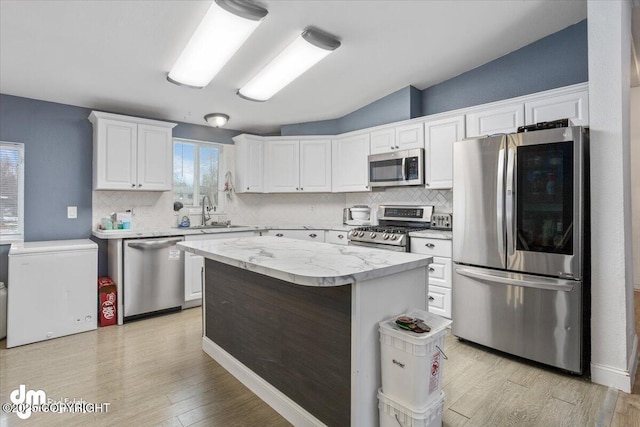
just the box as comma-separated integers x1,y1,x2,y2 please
7,239,98,348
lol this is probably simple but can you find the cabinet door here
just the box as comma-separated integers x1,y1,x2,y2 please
396,122,424,150
424,115,464,189
137,124,173,191
95,119,137,190
234,136,265,193
525,89,589,126
370,127,396,154
332,134,371,192
299,139,332,192
184,252,203,301
265,140,300,192
465,103,524,138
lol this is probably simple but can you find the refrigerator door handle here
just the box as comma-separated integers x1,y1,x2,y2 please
496,147,505,259
505,146,516,257
455,266,575,292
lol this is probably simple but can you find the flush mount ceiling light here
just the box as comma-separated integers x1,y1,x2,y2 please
238,28,341,102
167,0,268,89
204,113,230,127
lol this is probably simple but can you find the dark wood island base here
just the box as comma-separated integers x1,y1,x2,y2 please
205,259,352,426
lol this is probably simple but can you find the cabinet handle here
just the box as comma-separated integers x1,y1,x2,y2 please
395,145,400,149
425,243,435,248
390,146,395,150
309,233,317,238
138,184,142,187
247,187,250,190
131,183,135,187
296,187,299,190
338,234,344,239
300,187,303,191
428,296,435,301
429,267,435,272
276,233,284,237
365,185,369,189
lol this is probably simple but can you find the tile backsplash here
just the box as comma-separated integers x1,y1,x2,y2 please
92,187,452,231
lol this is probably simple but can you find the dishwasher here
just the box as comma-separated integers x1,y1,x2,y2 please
124,236,184,320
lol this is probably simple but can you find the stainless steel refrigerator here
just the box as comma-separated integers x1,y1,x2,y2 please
452,125,588,374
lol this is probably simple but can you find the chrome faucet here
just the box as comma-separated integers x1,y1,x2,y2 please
201,195,213,226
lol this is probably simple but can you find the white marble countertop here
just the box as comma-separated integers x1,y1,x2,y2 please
178,236,432,287
92,224,354,240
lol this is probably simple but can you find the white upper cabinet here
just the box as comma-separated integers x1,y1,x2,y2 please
465,102,525,138
332,133,371,192
299,139,332,192
234,134,265,193
89,111,175,191
395,122,424,151
525,88,589,126
265,140,300,192
370,122,424,155
370,127,396,154
264,139,331,193
424,114,464,189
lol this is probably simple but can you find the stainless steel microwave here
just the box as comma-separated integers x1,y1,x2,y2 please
368,148,424,188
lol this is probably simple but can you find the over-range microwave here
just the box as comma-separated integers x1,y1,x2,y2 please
368,148,424,188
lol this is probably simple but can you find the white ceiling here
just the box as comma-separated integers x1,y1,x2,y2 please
0,0,590,134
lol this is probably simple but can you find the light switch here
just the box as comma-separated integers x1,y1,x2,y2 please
67,206,77,219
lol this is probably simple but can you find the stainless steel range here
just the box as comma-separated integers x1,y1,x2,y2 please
347,205,435,252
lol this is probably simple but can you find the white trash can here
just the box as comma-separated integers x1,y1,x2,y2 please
379,309,451,408
378,388,445,427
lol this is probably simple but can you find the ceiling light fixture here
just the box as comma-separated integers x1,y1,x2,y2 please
238,28,341,102
167,0,268,89
204,113,230,127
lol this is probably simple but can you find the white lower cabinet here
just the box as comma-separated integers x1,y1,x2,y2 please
267,229,325,242
325,230,348,245
410,237,452,318
183,232,257,305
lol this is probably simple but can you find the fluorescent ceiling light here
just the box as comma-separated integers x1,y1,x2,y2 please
238,29,341,102
167,0,268,89
204,113,230,127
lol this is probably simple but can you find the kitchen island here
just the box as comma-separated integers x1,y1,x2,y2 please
178,236,432,427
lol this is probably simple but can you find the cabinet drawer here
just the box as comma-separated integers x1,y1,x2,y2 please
428,256,452,288
326,230,348,245
428,285,451,319
410,238,452,258
269,229,325,242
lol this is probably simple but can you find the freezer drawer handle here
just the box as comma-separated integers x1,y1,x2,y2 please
127,238,183,250
455,267,575,292
425,243,435,248
392,359,405,368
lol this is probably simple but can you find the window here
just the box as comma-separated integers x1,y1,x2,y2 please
173,139,223,210
0,142,24,243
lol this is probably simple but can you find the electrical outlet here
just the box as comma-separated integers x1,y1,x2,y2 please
67,206,77,219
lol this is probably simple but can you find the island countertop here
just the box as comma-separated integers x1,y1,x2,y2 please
178,235,432,287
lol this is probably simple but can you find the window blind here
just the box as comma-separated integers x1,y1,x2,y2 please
0,142,24,241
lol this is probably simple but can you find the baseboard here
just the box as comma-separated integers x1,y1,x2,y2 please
591,335,638,393
202,337,326,427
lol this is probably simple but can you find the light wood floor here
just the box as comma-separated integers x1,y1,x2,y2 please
1,296,639,427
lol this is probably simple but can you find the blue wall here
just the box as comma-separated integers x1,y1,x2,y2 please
0,94,239,283
421,20,588,115
281,86,423,136
283,20,587,136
